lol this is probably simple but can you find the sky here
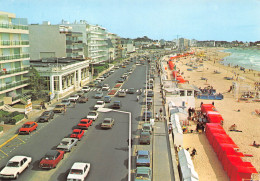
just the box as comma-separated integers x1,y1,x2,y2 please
1,0,259,42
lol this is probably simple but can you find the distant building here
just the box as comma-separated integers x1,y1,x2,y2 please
0,11,30,106
29,22,84,60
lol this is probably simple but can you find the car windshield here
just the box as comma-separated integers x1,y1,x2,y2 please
44,155,55,160
56,105,64,108
7,161,20,167
103,120,111,123
138,155,149,159
143,126,150,130
136,173,149,179
89,112,96,116
60,141,69,145
22,124,31,128
62,100,69,103
80,121,87,124
97,102,103,105
70,169,83,175
71,95,77,98
83,86,89,89
72,131,80,135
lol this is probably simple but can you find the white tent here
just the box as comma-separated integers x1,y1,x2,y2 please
178,149,199,181
171,114,183,147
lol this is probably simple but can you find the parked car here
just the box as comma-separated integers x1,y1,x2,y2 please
142,111,152,121
114,66,119,69
96,82,104,88
102,84,110,91
117,78,124,83
53,104,66,113
146,98,153,105
94,101,105,110
97,76,105,81
135,167,152,181
19,122,38,134
118,90,126,97
104,96,111,103
57,138,78,152
39,150,64,169
88,82,95,87
146,83,153,89
142,123,153,134
78,96,88,103
87,111,99,121
100,118,115,129
110,69,115,73
136,150,151,167
94,91,103,99
61,99,71,106
147,91,154,97
0,156,32,179
38,111,54,123
76,90,85,97
67,162,90,181
77,119,93,129
70,129,85,140
127,88,135,94
111,101,121,109
69,94,80,102
82,86,90,92
139,131,151,145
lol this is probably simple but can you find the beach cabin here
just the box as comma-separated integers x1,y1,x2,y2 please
170,114,183,147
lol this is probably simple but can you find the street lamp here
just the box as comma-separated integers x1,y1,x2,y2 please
97,107,132,181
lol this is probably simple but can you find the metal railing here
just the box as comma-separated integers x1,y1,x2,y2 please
0,40,29,46
0,79,30,92
0,23,28,30
0,67,30,76
0,54,30,61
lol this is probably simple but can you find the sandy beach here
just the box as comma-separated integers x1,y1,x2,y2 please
166,47,260,180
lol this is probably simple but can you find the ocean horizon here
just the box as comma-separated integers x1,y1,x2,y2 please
220,48,260,71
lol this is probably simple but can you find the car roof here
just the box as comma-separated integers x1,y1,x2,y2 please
141,131,150,135
97,101,104,103
104,118,112,121
72,129,81,132
136,167,151,174
45,150,59,157
9,156,28,162
81,119,90,121
71,162,88,169
62,138,75,141
142,123,151,126
104,96,111,98
114,101,121,103
137,150,149,155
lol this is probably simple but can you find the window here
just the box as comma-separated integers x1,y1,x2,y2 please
180,90,185,96
187,91,192,96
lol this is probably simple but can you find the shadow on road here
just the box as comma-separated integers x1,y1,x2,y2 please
31,160,44,171
57,169,70,181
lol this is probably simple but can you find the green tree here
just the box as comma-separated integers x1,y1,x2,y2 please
29,67,47,100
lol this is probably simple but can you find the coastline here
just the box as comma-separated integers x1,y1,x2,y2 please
168,48,260,180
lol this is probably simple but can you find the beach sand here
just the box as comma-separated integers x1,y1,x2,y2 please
165,47,260,181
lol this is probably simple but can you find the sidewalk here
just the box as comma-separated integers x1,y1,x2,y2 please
153,71,178,181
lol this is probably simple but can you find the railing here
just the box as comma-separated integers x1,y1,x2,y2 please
0,67,30,76
0,40,29,46
0,54,30,61
0,23,28,30
0,79,30,92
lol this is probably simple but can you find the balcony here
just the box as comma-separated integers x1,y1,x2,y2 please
0,40,29,48
0,54,30,63
0,23,29,30
0,67,30,78
0,79,30,95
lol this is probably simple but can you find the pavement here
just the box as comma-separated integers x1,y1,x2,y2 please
153,62,179,181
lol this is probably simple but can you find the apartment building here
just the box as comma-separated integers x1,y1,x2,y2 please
0,11,30,106
29,22,84,60
61,20,108,64
107,32,121,60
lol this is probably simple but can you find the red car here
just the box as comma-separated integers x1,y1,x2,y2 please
19,121,38,134
77,119,93,129
70,129,85,140
39,150,64,169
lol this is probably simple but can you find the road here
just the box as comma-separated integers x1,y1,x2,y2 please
0,60,149,181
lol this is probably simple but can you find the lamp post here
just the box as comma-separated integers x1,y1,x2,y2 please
97,108,132,181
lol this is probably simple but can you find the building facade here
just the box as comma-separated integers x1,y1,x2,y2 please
29,22,84,60
0,11,30,106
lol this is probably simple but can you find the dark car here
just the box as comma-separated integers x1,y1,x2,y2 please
76,90,85,97
96,82,104,88
117,78,124,83
78,96,88,103
104,96,111,103
38,111,54,122
147,91,154,97
140,131,151,145
111,101,121,109
142,111,152,121
127,88,135,94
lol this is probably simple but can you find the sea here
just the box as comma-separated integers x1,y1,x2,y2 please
220,48,260,71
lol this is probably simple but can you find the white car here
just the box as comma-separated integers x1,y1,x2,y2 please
110,69,115,73
67,162,90,181
87,111,99,121
97,76,105,81
118,90,126,97
102,84,110,91
68,94,80,102
82,86,90,92
94,101,105,110
0,156,32,179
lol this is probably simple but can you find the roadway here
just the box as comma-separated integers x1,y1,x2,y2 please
0,60,148,181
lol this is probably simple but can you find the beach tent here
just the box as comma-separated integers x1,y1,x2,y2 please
168,101,176,113
180,165,199,181
211,134,235,151
206,113,224,124
230,164,258,181
201,104,216,113
171,114,183,147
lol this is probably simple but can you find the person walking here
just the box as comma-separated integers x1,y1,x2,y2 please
159,108,163,115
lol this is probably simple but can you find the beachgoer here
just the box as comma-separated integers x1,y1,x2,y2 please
191,148,197,158
229,124,237,131
155,113,159,121
168,124,173,134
